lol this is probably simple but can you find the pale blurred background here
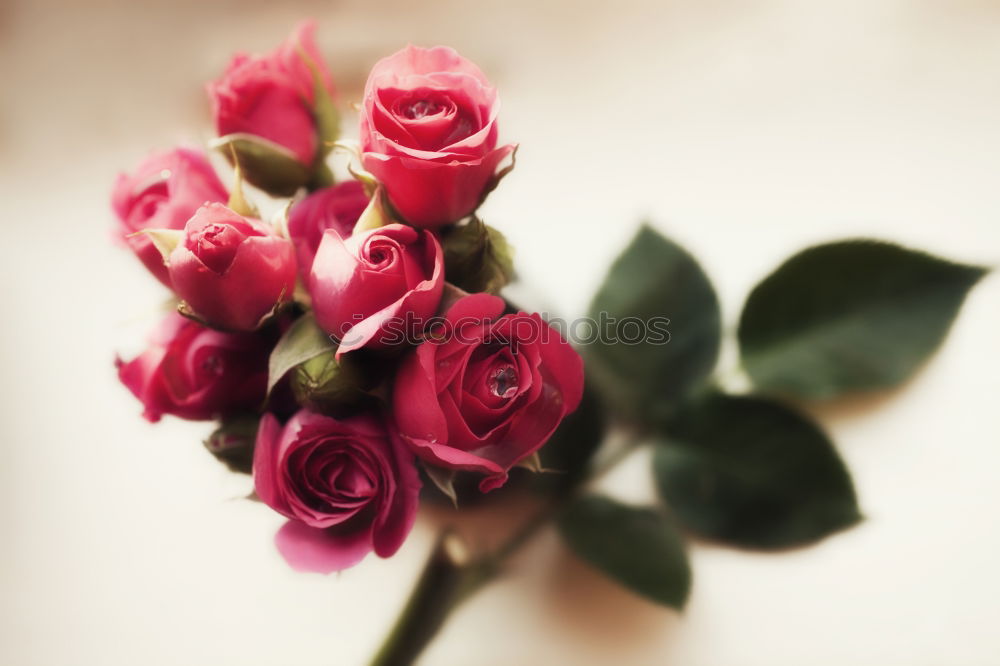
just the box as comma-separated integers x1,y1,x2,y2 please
1,0,999,664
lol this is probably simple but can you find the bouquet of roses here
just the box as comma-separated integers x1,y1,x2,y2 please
113,20,987,666
114,21,581,573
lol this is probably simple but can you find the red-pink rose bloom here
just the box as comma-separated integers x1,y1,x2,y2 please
287,181,369,277
253,410,420,573
169,203,296,332
116,312,269,422
111,148,228,287
309,223,444,357
207,21,334,165
393,293,584,492
360,45,516,228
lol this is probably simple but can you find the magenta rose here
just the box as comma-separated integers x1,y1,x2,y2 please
360,45,516,228
117,312,269,422
392,293,584,491
169,203,296,332
309,223,444,357
287,180,369,277
253,410,420,573
207,21,334,166
111,147,228,286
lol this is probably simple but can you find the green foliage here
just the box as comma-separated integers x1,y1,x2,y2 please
441,217,515,294
267,314,336,395
739,240,987,399
557,494,691,609
215,134,312,197
653,393,860,548
586,225,721,425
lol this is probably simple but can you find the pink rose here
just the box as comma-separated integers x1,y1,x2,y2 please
360,45,516,228
116,312,269,422
393,293,584,491
169,203,296,332
207,21,334,166
309,223,444,357
253,410,420,573
111,147,228,286
287,180,369,277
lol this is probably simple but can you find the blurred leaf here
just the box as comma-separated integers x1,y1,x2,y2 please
225,157,259,218
213,133,311,197
557,494,691,609
739,240,987,399
653,393,860,549
204,416,258,475
139,228,182,263
586,224,720,424
267,314,336,395
422,463,458,507
531,380,607,494
352,188,389,234
441,217,515,294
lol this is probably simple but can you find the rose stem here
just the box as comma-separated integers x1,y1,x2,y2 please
367,437,639,666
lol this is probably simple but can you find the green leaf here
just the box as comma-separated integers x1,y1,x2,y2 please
204,416,258,475
267,314,336,395
290,350,372,416
586,224,721,424
557,494,691,609
212,134,311,197
441,217,515,294
530,380,606,494
653,393,860,549
738,240,987,399
421,462,458,507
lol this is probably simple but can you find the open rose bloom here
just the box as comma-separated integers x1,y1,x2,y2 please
113,26,582,576
360,46,517,227
394,294,584,491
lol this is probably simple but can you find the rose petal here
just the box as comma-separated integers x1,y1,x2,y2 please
274,520,373,574
253,413,289,514
362,143,515,228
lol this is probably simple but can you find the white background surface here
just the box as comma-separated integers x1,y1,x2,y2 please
1,1,998,664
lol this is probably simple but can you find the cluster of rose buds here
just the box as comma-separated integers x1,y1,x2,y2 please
114,22,583,573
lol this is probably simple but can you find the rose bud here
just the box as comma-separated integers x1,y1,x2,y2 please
360,45,516,228
308,223,444,356
207,21,336,194
116,312,270,422
287,181,369,278
253,410,420,573
111,147,228,286
168,203,296,332
392,293,584,492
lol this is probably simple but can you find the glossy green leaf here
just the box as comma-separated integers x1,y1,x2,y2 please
586,224,721,424
654,393,860,549
739,240,987,399
557,494,691,609
267,314,336,395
